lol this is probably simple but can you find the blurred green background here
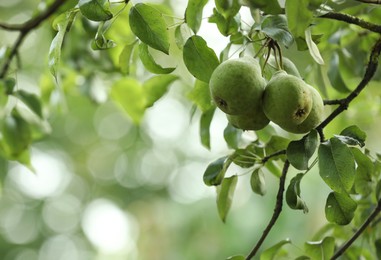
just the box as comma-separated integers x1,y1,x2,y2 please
1,1,381,259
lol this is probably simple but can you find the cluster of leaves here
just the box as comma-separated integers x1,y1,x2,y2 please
1,0,381,259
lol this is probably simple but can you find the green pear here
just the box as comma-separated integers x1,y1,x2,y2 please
227,112,269,131
209,56,267,116
263,56,301,80
262,70,313,126
279,85,324,134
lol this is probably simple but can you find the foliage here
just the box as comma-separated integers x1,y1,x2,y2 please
1,0,381,259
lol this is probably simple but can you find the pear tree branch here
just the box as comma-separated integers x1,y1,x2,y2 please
0,0,65,79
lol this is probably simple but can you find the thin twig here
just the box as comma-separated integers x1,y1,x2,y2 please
246,160,290,260
262,150,286,164
323,99,346,105
331,198,381,259
355,0,381,4
320,12,381,34
0,0,66,78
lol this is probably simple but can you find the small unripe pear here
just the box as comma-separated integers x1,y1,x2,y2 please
227,112,269,131
262,70,313,127
209,56,266,115
279,85,324,134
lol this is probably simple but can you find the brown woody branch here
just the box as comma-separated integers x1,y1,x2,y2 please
0,0,65,78
355,0,381,4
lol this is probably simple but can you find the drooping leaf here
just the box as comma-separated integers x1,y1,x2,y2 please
129,3,170,54
286,0,313,39
231,143,262,168
187,80,214,112
208,8,240,36
185,0,208,34
325,192,357,225
260,238,291,260
13,90,43,118
48,10,78,80
243,0,283,15
287,130,318,170
223,123,242,149
110,77,146,124
305,27,324,65
138,43,176,74
203,156,231,186
183,35,220,83
217,175,238,222
91,23,116,50
304,237,335,260
340,125,366,147
261,15,294,48
142,75,178,107
351,148,373,196
200,107,216,149
318,137,356,194
250,168,266,196
327,52,351,93
119,40,138,75
79,0,113,21
286,173,308,213
174,24,191,50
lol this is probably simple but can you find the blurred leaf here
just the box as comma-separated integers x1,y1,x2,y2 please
260,238,291,260
286,130,318,170
340,125,366,147
208,8,240,36
91,24,116,50
286,0,313,39
251,168,266,196
138,43,176,74
351,148,373,196
129,3,170,54
1,77,16,94
111,77,146,124
203,156,231,186
119,40,138,74
49,10,78,80
217,175,238,222
265,160,282,177
185,0,208,34
305,28,324,65
200,107,215,149
174,24,190,50
286,173,308,213
265,135,289,156
376,239,381,259
325,192,357,225
305,237,335,259
215,0,240,18
187,80,214,112
327,52,351,93
226,256,245,260
223,123,242,149
13,90,43,118
79,0,113,21
183,35,220,82
318,137,355,194
334,135,363,147
143,74,178,107
243,0,282,15
261,15,293,47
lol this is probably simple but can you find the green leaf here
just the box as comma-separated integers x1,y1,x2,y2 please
174,24,191,50
129,3,170,54
251,168,266,196
286,130,318,170
265,135,290,156
261,15,293,48
351,148,373,196
208,8,240,36
187,80,214,112
340,125,366,147
79,0,112,21
200,107,215,149
143,75,178,107
231,143,263,168
2,77,16,94
286,0,313,39
260,238,291,260
217,175,238,222
328,52,351,93
244,0,283,15
138,43,176,74
91,24,116,50
305,27,324,65
226,256,245,260
203,156,231,186
13,90,43,118
185,0,208,34
286,173,308,213
304,237,335,260
215,0,240,18
318,137,356,194
119,40,138,75
110,77,146,124
223,123,242,149
48,10,77,80
325,192,357,225
183,35,220,83
376,239,381,259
